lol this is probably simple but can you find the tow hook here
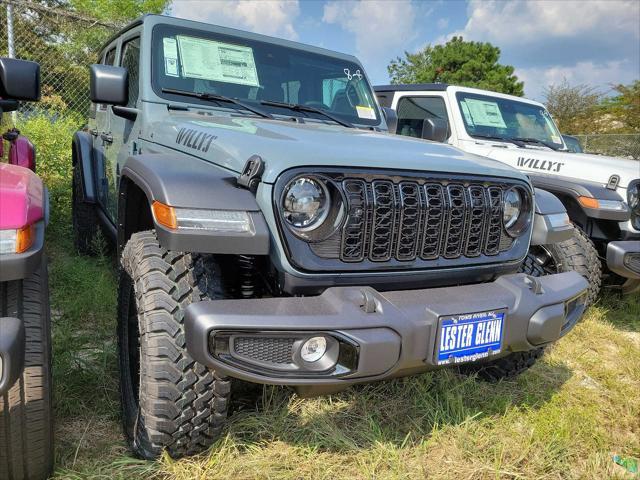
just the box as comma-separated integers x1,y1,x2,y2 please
524,275,545,294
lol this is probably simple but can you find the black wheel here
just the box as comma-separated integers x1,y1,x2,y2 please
72,163,100,255
0,260,54,480
520,225,602,306
118,231,231,460
460,348,545,382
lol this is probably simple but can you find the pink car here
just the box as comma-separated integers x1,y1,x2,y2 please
0,58,53,480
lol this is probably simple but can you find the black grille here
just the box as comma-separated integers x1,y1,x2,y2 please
341,179,507,263
233,337,294,364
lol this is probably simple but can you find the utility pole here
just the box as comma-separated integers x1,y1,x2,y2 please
6,2,15,58
6,2,16,122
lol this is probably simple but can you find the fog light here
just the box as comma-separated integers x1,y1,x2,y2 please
300,336,327,363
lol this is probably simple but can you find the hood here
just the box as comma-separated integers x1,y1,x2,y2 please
463,141,640,190
145,112,528,184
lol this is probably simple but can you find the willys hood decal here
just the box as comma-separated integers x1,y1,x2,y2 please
470,144,640,190
147,112,528,184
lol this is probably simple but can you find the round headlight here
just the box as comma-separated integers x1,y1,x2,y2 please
503,188,522,229
283,177,330,230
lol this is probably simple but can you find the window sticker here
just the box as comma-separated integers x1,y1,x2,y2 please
176,35,259,86
163,37,179,77
462,98,507,128
356,105,376,120
460,101,475,126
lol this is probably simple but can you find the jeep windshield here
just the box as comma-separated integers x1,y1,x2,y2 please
151,24,381,126
456,92,564,150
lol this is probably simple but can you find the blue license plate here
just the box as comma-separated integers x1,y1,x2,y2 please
436,310,505,365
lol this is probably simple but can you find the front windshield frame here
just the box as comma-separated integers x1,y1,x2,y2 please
455,91,565,149
150,23,382,126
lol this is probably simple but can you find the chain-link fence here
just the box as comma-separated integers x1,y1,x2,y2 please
572,133,640,160
1,0,117,122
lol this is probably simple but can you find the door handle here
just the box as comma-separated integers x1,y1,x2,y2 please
101,132,113,143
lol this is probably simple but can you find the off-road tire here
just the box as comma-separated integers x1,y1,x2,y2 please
0,260,54,480
520,225,601,306
460,348,545,382
118,231,231,460
72,163,100,255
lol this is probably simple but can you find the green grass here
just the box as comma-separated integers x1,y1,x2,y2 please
46,195,640,480
15,115,639,479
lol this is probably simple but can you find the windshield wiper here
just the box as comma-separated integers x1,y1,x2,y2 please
471,133,526,147
259,100,354,128
510,137,560,151
161,87,273,119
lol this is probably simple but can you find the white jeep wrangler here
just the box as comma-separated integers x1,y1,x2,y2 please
376,84,640,300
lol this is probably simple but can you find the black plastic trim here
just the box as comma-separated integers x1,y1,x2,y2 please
527,173,630,221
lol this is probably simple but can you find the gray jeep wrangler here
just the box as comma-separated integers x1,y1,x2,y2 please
73,15,588,460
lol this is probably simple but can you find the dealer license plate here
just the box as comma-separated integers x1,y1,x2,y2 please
436,310,505,365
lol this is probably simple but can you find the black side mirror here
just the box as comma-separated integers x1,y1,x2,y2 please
382,106,398,134
90,64,128,106
421,118,448,143
0,58,40,101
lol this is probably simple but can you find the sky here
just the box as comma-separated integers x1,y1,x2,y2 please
169,0,640,101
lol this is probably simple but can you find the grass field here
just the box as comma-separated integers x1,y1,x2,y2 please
15,117,640,479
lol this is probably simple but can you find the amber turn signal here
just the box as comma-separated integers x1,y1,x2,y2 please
152,201,177,230
16,224,35,253
577,196,599,209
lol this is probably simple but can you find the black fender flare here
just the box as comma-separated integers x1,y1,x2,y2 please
119,154,270,255
72,130,96,203
527,172,629,222
531,188,573,245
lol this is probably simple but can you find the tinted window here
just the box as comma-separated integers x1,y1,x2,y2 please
121,38,141,107
151,24,381,126
396,96,448,138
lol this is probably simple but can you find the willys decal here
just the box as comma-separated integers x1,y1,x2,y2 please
176,127,217,153
517,156,564,172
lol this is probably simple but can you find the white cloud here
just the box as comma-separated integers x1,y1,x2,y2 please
171,0,301,40
517,60,638,101
436,18,449,30
459,0,638,45
322,0,418,63
452,0,640,66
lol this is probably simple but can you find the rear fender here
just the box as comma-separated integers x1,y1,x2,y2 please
72,130,96,203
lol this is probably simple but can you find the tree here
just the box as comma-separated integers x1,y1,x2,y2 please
0,0,169,117
600,80,640,132
543,80,603,133
388,36,524,96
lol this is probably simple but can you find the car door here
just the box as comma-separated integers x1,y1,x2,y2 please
93,46,118,215
102,35,141,223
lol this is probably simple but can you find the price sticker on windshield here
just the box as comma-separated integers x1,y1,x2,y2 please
356,105,376,120
176,35,260,87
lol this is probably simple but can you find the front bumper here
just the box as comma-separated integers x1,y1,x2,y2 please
606,241,640,294
0,317,25,395
185,272,588,394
